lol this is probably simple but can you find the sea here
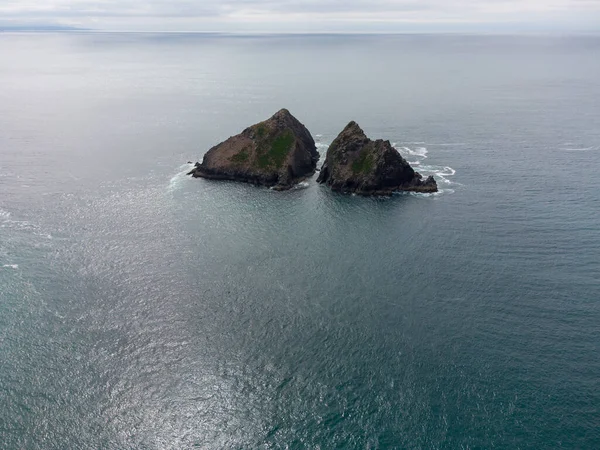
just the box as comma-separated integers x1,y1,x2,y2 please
1,32,599,449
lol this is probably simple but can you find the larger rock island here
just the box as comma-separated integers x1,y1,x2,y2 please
316,121,437,195
188,109,319,190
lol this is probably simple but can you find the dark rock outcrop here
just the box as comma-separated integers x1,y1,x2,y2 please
188,109,319,190
316,121,437,195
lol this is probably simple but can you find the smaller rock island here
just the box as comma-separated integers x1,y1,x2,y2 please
317,121,437,195
188,109,319,190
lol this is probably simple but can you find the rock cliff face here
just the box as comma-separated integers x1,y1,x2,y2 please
316,121,437,195
188,109,319,190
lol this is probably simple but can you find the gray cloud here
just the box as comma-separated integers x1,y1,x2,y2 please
1,0,599,31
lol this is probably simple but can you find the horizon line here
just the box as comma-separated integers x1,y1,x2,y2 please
2,28,600,37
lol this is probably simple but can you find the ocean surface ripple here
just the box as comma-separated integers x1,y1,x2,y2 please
1,33,599,449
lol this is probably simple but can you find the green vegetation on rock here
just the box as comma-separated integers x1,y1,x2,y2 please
352,150,374,174
229,148,250,164
257,131,294,169
255,123,267,138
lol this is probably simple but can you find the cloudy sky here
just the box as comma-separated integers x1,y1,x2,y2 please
1,0,599,32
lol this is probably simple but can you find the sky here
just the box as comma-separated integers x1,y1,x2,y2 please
0,0,599,32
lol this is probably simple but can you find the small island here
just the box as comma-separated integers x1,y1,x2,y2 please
188,109,319,190
317,121,437,195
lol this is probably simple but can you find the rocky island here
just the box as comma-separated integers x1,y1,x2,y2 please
316,121,437,195
188,109,319,190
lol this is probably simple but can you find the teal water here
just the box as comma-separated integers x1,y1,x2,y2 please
1,33,599,448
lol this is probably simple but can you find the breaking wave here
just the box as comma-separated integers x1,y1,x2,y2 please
399,146,429,159
563,146,597,152
293,181,310,190
168,163,194,191
394,188,456,198
395,144,458,190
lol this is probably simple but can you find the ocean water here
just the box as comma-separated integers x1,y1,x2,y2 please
1,32,599,448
